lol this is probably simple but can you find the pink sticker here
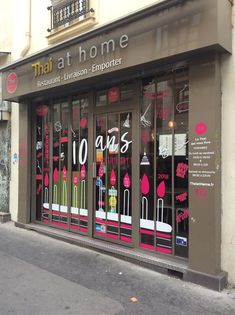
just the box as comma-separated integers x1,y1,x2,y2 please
80,164,86,180
195,187,208,200
108,86,119,104
98,163,104,178
141,173,150,195
176,163,188,179
73,172,78,185
156,181,165,198
53,168,59,182
158,173,169,180
110,169,116,186
36,184,42,195
195,122,207,135
60,137,68,143
62,165,67,180
37,152,43,158
44,173,49,187
176,209,189,223
176,192,188,202
80,117,87,129
123,172,131,188
6,72,18,94
44,123,49,165
141,130,153,143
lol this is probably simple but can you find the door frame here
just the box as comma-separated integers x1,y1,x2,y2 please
90,83,140,247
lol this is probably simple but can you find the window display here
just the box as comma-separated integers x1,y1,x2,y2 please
34,72,189,257
139,71,189,258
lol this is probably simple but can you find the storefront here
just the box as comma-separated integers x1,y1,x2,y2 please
1,0,232,290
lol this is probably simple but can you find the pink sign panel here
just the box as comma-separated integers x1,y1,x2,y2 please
6,72,18,94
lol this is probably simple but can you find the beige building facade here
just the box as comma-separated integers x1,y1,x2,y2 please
1,0,235,290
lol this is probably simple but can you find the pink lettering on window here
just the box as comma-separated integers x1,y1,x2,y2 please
176,209,189,223
44,123,49,165
158,173,169,180
176,192,188,202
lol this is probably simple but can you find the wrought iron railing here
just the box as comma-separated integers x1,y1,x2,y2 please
47,0,94,32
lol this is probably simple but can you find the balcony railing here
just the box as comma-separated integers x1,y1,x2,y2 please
47,0,94,32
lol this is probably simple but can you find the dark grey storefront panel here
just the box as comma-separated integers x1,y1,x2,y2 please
188,54,221,275
1,0,232,101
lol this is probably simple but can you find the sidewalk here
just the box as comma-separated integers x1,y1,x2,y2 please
0,222,234,315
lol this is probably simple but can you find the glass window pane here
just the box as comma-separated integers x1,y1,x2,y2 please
139,70,189,258
71,96,89,233
120,112,132,242
174,75,189,257
51,101,69,228
35,104,50,223
140,77,156,251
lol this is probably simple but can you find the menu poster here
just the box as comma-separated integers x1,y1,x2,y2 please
159,133,187,157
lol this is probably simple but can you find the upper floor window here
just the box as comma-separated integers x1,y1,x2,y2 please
48,0,93,31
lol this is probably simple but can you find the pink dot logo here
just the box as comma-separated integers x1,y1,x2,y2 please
195,122,207,135
6,72,18,94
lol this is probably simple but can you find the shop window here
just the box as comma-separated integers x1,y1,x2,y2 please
71,97,89,232
139,70,189,258
34,95,89,234
51,101,69,228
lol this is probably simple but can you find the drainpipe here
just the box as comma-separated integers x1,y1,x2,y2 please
20,0,31,57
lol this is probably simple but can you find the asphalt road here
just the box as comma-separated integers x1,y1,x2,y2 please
0,222,234,315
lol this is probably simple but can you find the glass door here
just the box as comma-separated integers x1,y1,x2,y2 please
94,111,133,244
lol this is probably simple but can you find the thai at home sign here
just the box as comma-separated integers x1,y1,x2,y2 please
2,0,230,100
31,34,128,88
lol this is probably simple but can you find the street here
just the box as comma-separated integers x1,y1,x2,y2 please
0,222,234,315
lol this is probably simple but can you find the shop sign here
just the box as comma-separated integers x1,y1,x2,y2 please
6,72,18,94
1,0,231,100
32,34,128,79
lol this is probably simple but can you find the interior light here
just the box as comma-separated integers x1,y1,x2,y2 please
168,120,176,128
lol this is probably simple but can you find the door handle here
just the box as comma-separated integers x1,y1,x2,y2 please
92,162,96,178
